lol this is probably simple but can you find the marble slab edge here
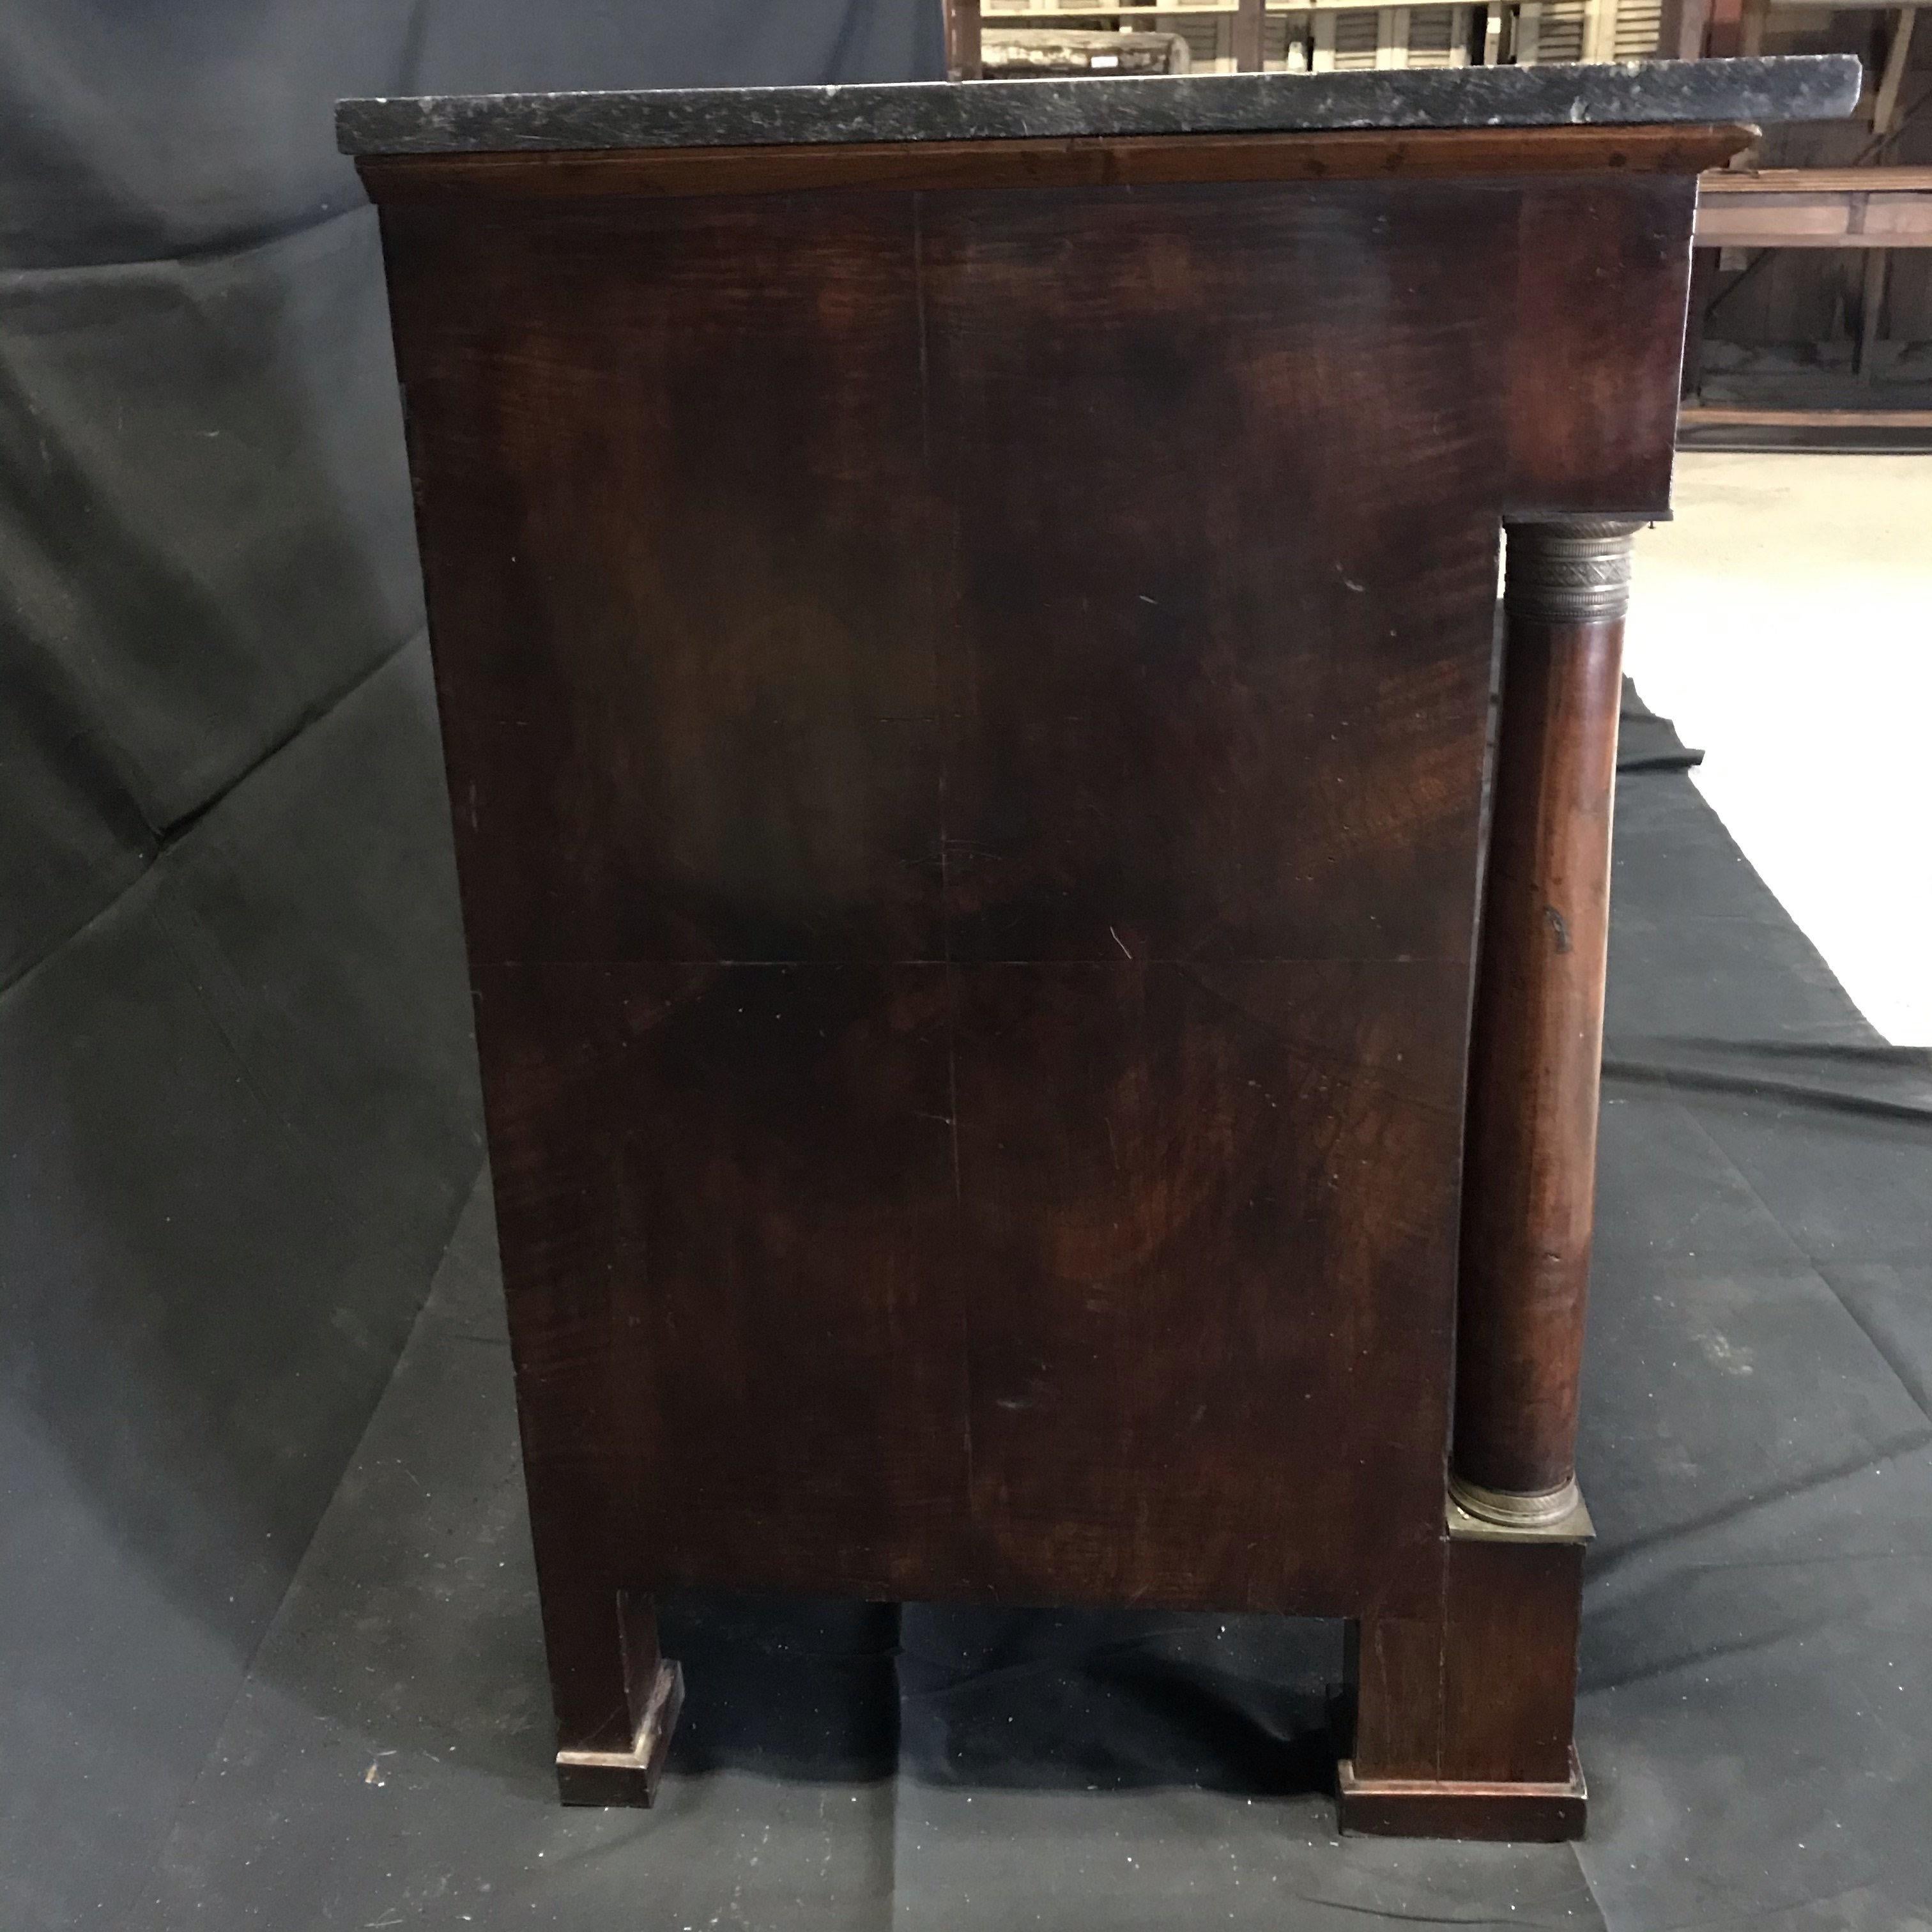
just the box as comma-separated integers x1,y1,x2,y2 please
337,56,1860,157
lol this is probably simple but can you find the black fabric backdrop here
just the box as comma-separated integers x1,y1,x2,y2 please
0,5,939,1924
4,8,1929,1928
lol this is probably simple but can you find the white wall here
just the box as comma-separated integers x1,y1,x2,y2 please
1623,452,1932,1047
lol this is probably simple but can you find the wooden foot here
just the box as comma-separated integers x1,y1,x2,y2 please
555,1657,685,1807
1337,1747,1586,1841
534,1571,683,1807
1338,1512,1590,1839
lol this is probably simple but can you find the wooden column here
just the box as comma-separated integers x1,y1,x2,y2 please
1705,0,1745,55
1658,0,1713,59
1451,518,1639,1529
946,0,984,79
1234,0,1267,71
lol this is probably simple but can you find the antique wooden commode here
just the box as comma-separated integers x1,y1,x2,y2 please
342,58,1855,1840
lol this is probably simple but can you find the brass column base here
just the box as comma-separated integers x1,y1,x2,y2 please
1448,1471,1583,1532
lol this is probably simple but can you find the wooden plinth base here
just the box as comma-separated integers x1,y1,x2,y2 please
555,1659,684,1807
1337,1747,1586,1841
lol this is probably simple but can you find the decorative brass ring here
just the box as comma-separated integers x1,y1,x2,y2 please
1503,518,1643,625
1448,1471,1584,1529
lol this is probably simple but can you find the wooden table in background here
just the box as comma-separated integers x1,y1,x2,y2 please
1690,165,1932,421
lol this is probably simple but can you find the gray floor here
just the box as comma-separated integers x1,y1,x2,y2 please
77,737,1932,1931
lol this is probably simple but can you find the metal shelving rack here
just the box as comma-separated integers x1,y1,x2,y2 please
946,0,1665,76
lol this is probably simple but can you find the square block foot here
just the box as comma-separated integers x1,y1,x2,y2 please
555,1659,684,1807
1337,1747,1586,1841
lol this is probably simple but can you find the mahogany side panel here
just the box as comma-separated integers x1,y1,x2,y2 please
946,959,1469,1613
478,961,971,1603
381,192,946,969
919,180,1509,969
1506,175,1701,516
912,177,1514,1614
383,175,1510,1618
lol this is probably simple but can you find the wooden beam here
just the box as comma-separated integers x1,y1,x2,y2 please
947,0,984,79
1706,0,1747,55
1681,406,1932,427
1234,0,1268,67
1699,166,1932,191
1659,0,1715,57
1695,174,1932,247
1856,250,1889,378
1873,8,1918,135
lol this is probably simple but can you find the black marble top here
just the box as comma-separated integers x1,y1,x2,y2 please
338,57,1859,158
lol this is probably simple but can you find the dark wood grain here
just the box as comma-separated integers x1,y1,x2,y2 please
364,123,1708,1834
1346,1611,1448,1782
385,193,945,967
947,960,1466,1614
358,123,1753,204
1507,178,1699,516
920,180,1504,968
1440,1539,1585,1784
479,962,968,1599
1344,1533,1586,1837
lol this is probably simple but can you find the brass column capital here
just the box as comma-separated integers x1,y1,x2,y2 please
1502,518,1643,625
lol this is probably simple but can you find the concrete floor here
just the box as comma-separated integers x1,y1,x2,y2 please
1623,452,1932,1046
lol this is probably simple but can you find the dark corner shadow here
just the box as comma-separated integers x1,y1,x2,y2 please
659,1593,1341,1799
309,1549,1340,1802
